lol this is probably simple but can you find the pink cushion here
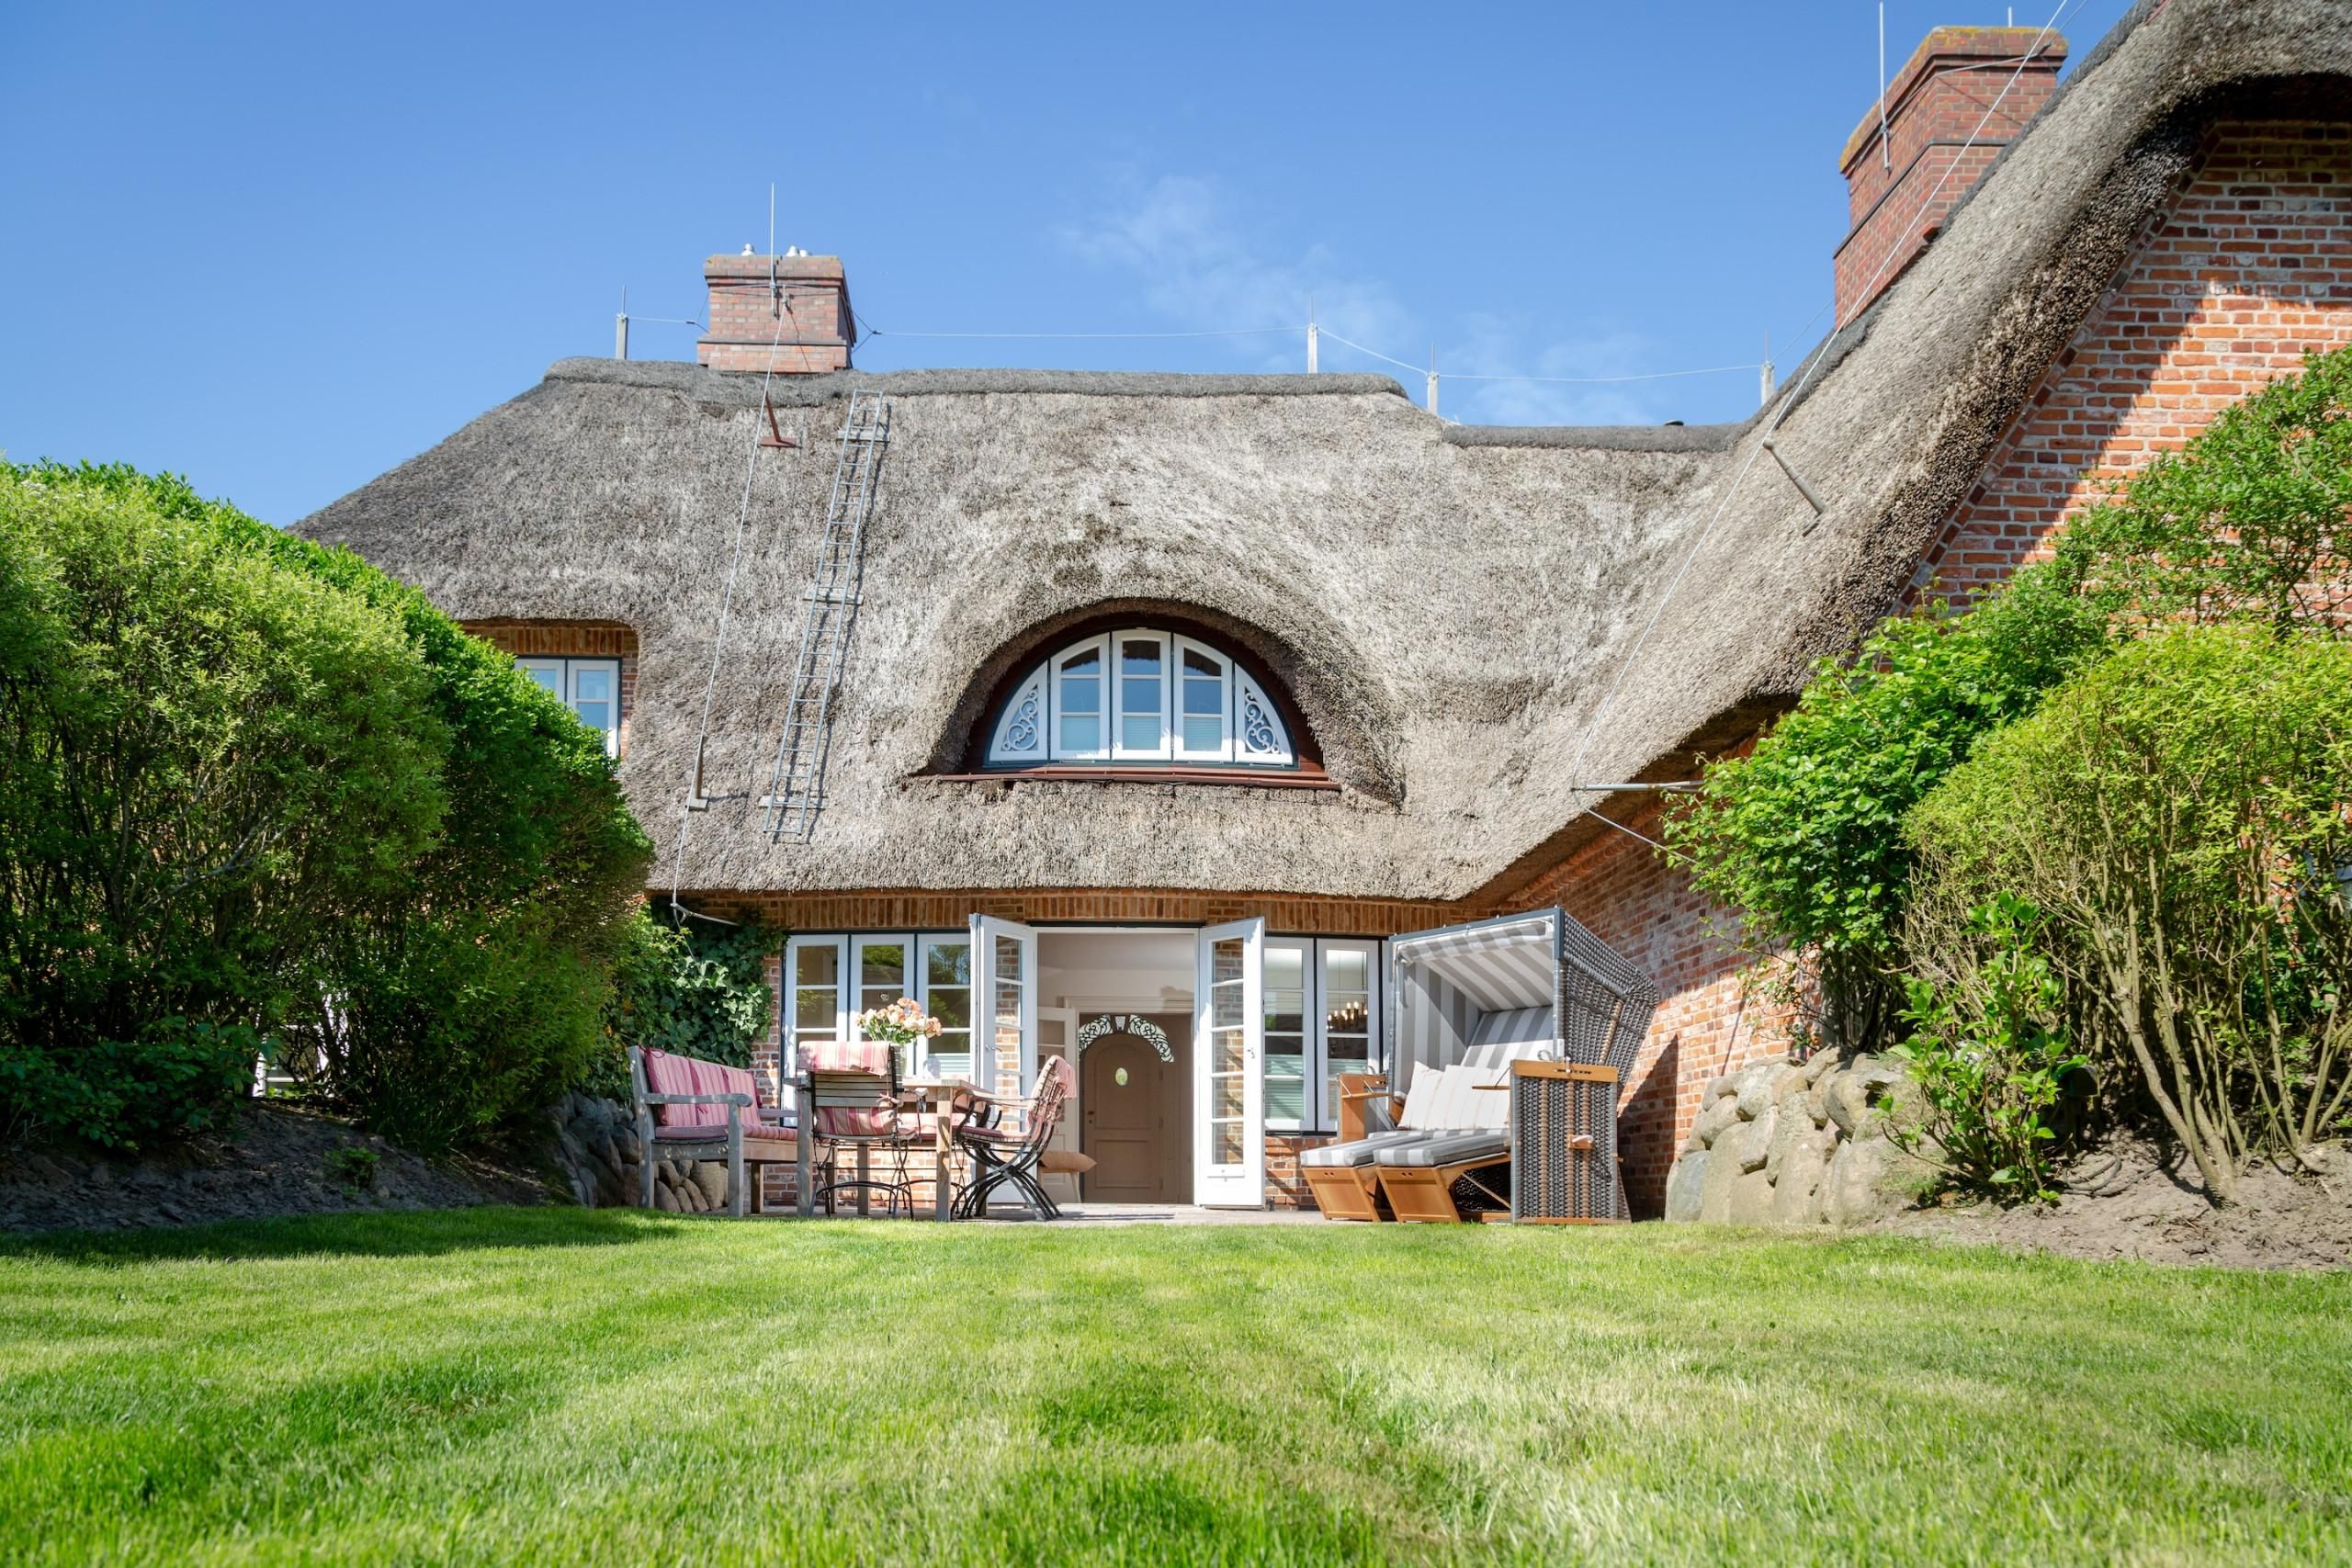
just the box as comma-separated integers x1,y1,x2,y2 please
641,1047,759,1129
801,1039,894,1076
655,1122,797,1150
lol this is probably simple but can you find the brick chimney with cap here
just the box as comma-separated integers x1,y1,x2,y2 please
1834,26,2067,325
696,251,856,373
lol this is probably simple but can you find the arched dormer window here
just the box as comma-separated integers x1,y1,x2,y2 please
984,627,1298,772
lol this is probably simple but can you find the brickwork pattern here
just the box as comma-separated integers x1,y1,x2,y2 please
1834,27,2065,325
1916,123,2352,605
696,254,854,374
462,619,639,759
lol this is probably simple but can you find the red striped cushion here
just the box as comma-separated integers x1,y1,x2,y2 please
641,1047,758,1130
801,1039,894,1076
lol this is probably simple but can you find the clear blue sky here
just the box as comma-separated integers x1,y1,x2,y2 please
3,1,2127,525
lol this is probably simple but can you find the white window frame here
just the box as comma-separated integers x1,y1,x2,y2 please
986,627,1295,770
1254,936,1385,1134
1314,938,1382,1131
1262,937,1313,1134
1110,630,1172,761
1049,637,1111,761
517,655,622,758
1172,636,1235,762
785,931,976,1087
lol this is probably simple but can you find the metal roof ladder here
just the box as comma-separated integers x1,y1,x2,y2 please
761,390,892,842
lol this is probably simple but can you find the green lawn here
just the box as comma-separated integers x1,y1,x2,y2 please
1,1211,2346,1565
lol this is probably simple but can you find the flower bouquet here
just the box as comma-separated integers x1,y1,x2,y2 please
858,997,944,1077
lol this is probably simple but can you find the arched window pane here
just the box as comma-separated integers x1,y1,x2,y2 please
1117,637,1165,754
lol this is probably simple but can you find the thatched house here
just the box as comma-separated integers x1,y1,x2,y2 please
302,0,2352,1213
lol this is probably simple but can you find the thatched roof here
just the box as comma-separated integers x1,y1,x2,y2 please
300,0,2352,904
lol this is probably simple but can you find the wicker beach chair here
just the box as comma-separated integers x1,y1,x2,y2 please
951,1055,1075,1219
630,1045,808,1217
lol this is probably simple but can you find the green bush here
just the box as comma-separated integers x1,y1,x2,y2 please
0,462,652,1154
1888,895,2087,1202
1664,559,2110,1051
1908,626,2352,1202
2064,344,2352,637
590,907,783,1100
0,464,446,1146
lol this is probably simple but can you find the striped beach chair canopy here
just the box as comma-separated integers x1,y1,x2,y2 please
1390,908,1658,1092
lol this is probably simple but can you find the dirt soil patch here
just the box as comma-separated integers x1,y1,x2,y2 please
1877,1135,2352,1270
0,1101,554,1235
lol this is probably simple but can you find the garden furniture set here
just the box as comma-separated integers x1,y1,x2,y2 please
628,1042,1074,1221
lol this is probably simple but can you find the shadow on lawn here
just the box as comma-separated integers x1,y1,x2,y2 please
0,1203,671,1266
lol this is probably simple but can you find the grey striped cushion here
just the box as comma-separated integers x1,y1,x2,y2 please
1377,1131,1510,1168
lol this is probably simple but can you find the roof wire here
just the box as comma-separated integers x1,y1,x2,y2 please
665,284,802,926
1561,0,2077,807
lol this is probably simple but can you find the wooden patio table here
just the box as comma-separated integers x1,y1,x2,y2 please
900,1078,975,1221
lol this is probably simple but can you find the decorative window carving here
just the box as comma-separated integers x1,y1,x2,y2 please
984,627,1296,771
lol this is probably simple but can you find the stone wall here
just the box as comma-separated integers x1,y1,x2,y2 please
1663,1053,1930,1226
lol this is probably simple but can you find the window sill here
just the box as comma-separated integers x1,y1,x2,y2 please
930,766,1339,791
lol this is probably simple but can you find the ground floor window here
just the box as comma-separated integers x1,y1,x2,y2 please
786,932,973,1080
516,656,621,757
1263,937,1382,1134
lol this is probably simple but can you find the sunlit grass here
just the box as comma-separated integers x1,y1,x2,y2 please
1,1209,2346,1564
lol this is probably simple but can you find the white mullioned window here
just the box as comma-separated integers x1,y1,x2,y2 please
986,627,1295,770
1261,936,1383,1133
518,656,622,757
788,932,973,1083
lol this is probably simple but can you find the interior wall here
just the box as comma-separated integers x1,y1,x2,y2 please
1038,930,1195,1011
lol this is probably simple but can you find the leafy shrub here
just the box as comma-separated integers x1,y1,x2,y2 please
2064,344,2352,637
323,1145,379,1193
1888,896,2087,1202
1665,559,2110,1050
0,464,445,1147
1908,626,2352,1201
0,462,651,1154
590,908,783,1100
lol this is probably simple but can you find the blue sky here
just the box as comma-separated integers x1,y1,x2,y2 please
3,0,2127,525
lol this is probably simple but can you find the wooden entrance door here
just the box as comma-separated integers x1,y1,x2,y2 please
1080,1016,1189,1202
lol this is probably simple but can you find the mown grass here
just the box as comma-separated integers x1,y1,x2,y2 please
0,1209,2346,1564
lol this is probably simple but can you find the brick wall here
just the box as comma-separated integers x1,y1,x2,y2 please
1914,121,2352,604
1835,27,2066,325
696,254,854,374
461,619,639,758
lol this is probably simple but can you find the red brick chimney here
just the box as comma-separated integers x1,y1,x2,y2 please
696,252,856,373
1834,26,2067,325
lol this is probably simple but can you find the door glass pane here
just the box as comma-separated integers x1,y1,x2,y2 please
991,933,1024,1100
1207,936,1248,1167
1119,638,1163,753
1323,947,1374,1128
1263,945,1306,1130
921,938,973,1079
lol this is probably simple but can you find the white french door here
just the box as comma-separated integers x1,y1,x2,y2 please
1193,918,1266,1207
969,915,1039,1105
